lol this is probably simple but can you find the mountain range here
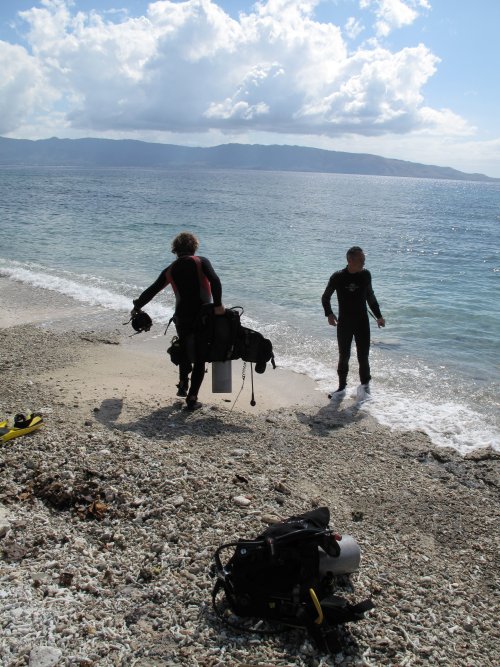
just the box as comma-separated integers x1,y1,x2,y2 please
0,136,498,182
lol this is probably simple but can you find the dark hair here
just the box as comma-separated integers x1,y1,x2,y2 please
172,232,199,256
346,246,364,260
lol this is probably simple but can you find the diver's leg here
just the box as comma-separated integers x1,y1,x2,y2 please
336,321,353,389
354,317,371,385
175,323,192,396
185,325,206,408
187,361,206,401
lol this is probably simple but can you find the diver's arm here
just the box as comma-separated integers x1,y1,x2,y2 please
366,271,383,322
321,275,337,319
132,270,169,313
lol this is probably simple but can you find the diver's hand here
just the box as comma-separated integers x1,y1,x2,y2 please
214,304,226,316
377,317,386,328
130,306,141,317
327,314,338,327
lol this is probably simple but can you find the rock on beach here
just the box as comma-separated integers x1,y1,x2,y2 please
29,646,63,667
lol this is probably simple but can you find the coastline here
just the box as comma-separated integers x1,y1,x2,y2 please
0,282,499,666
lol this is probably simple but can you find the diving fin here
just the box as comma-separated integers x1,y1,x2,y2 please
0,413,44,443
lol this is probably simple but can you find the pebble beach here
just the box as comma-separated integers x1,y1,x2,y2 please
0,281,499,667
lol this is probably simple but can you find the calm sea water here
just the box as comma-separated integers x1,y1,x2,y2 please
1,166,499,453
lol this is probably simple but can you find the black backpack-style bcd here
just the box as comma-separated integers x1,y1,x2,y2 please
233,325,275,374
210,507,373,652
169,305,276,373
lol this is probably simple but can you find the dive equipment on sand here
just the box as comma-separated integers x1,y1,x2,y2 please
211,507,373,652
0,413,44,443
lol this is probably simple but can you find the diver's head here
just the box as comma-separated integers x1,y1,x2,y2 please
346,246,365,273
172,232,199,256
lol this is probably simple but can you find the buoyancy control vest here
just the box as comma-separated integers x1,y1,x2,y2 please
210,507,374,653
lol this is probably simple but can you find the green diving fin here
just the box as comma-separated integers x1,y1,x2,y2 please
0,413,44,443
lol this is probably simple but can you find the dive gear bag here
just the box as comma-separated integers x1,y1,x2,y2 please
196,305,276,371
211,507,373,652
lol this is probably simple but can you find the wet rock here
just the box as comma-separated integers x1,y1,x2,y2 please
465,447,499,461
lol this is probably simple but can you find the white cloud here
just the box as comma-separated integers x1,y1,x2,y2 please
360,0,429,37
1,0,472,141
345,16,364,40
0,41,58,135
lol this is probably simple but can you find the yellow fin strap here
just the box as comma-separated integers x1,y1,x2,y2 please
309,588,324,625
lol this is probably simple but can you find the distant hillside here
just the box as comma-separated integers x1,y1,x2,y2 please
0,136,498,182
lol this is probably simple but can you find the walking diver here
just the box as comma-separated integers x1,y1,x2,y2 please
131,232,225,410
321,246,385,396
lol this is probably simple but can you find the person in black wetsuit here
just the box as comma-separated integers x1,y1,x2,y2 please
131,232,225,410
321,246,385,395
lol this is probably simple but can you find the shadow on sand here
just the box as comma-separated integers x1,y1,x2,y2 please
201,598,362,663
296,389,370,436
93,396,253,440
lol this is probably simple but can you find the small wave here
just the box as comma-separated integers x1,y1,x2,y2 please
275,350,499,455
363,388,498,454
0,263,174,322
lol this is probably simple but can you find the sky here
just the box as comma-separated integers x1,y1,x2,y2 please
1,0,499,176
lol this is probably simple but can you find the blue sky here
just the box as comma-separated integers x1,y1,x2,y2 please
1,0,499,176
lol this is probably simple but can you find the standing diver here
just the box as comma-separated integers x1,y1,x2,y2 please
131,232,225,410
321,246,385,396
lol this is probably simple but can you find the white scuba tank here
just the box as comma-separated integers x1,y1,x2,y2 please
212,360,232,393
318,534,361,576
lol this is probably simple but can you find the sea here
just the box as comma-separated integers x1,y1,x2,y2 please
1,166,498,454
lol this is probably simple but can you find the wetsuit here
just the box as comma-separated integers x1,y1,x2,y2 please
134,254,222,399
321,267,382,387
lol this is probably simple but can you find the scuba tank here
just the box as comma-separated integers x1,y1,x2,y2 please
318,534,361,576
212,361,232,393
